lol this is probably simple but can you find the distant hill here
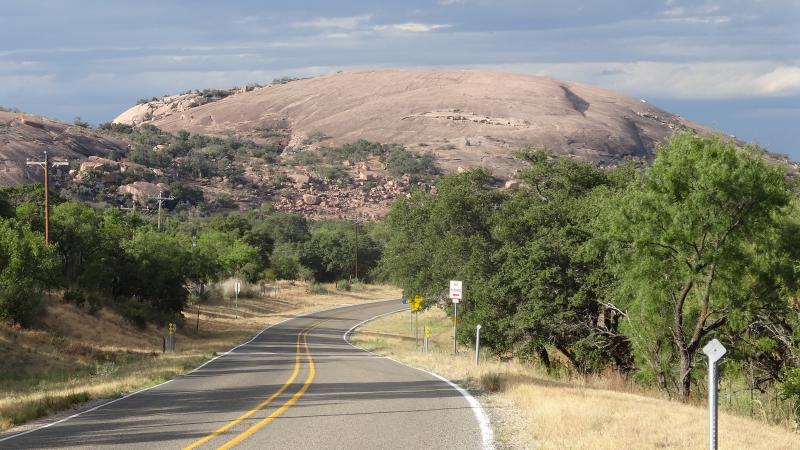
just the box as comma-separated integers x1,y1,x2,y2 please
0,112,127,186
2,70,770,220
113,69,712,177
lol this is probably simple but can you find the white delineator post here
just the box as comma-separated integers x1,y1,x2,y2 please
424,321,429,353
450,280,462,355
235,280,241,319
702,338,727,450
475,324,482,366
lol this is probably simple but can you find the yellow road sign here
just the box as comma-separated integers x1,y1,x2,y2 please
425,325,430,337
412,295,423,311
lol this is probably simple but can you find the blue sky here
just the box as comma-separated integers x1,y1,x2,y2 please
1,0,798,156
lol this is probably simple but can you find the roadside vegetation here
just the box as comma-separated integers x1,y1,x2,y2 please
0,185,385,329
352,307,799,449
379,132,800,429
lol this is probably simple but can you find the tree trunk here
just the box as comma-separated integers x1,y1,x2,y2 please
538,347,551,369
678,349,692,401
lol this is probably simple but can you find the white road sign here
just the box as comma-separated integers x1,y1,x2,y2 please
235,281,241,295
450,280,462,303
702,338,727,363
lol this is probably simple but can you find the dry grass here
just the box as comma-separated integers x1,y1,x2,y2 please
352,307,800,450
0,281,399,431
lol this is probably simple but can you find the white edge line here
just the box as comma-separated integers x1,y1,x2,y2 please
0,299,396,444
343,309,495,450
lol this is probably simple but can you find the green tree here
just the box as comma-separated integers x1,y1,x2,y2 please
477,153,632,372
302,221,381,282
380,169,501,299
605,132,793,400
270,242,302,280
0,219,57,325
118,229,193,314
50,202,100,287
262,213,310,244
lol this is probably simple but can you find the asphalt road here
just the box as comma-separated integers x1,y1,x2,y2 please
1,300,489,449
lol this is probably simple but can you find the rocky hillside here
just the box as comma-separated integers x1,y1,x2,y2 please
2,70,761,221
0,112,127,185
114,69,711,176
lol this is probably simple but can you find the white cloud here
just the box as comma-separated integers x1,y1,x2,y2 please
373,23,450,33
292,15,371,30
470,61,800,99
754,66,800,94
659,2,731,24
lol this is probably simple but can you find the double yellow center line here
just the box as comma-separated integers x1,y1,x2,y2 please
184,318,326,450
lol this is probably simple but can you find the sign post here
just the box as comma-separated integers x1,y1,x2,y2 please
235,280,241,319
424,322,430,353
703,338,727,450
475,324,482,366
412,295,423,350
166,322,176,352
450,281,462,355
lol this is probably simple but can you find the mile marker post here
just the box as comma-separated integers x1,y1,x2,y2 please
450,280,462,355
475,324,482,366
703,338,727,450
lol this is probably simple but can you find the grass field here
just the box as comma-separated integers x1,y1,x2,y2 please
352,307,800,450
0,281,399,432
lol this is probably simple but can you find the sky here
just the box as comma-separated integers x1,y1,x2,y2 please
1,0,798,156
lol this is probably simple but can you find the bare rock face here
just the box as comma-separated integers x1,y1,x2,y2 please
0,112,128,186
113,89,243,126
114,69,712,177
117,181,168,205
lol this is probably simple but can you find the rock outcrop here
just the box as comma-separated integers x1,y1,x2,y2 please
113,69,713,177
0,112,127,186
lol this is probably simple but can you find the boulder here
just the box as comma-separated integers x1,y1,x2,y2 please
303,194,320,205
117,181,169,205
289,173,311,186
504,180,520,190
358,171,376,181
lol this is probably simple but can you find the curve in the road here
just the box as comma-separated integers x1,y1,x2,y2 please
343,310,494,450
0,300,492,450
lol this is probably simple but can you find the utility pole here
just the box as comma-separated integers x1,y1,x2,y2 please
119,203,137,215
25,151,68,243
149,189,174,231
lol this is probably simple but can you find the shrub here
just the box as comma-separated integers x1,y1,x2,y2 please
114,298,149,329
385,149,437,178
478,372,506,393
336,279,352,291
305,282,328,295
317,165,348,183
272,76,300,85
290,151,321,166
297,266,315,283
